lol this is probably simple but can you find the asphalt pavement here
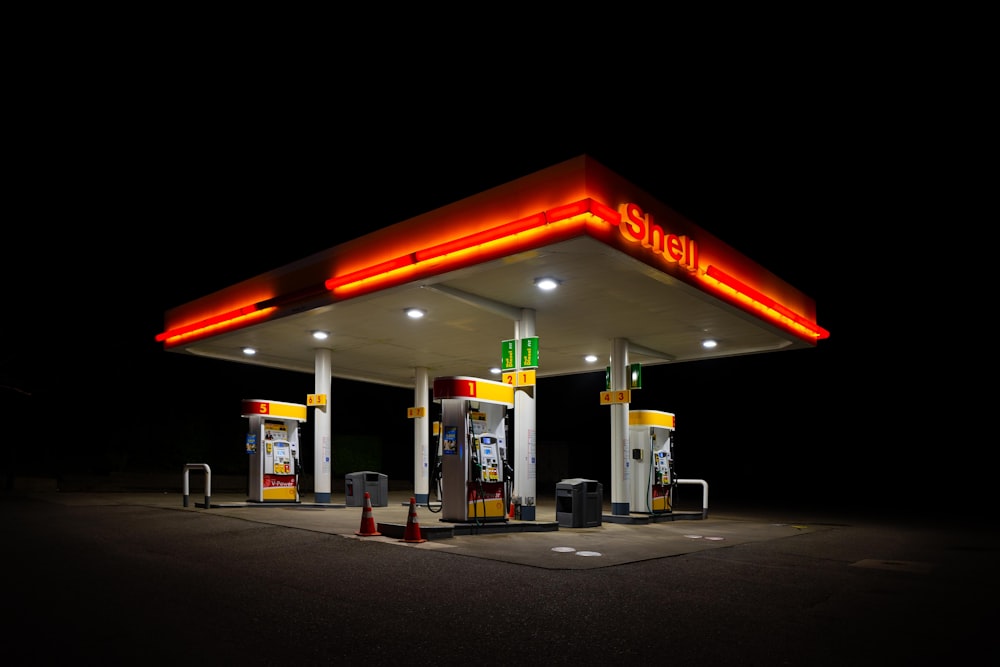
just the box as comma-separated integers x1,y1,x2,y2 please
4,484,997,666
127,487,821,570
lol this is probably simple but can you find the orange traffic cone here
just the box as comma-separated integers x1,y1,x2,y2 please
355,491,381,536
401,497,427,543
508,500,515,518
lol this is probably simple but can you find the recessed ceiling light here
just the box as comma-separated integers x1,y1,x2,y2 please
584,354,598,363
489,367,501,375
405,308,426,319
242,347,257,356
312,331,329,340
534,277,560,291
701,339,718,349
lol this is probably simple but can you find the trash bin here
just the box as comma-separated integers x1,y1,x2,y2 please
345,471,388,507
555,478,602,528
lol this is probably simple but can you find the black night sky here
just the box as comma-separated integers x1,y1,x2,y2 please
3,77,961,516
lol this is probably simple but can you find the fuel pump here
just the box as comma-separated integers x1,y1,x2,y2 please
427,416,444,514
433,376,514,523
502,438,515,516
628,409,675,514
242,399,307,503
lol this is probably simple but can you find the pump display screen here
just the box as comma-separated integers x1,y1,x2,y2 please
481,436,496,445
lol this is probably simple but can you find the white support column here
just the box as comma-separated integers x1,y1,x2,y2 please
413,367,430,505
313,348,333,504
610,337,630,516
514,310,537,520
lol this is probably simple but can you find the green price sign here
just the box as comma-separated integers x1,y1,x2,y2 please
501,340,516,371
605,363,642,389
520,337,539,369
630,362,642,389
502,338,539,370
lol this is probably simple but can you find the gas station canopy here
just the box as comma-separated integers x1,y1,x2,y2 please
158,156,828,387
